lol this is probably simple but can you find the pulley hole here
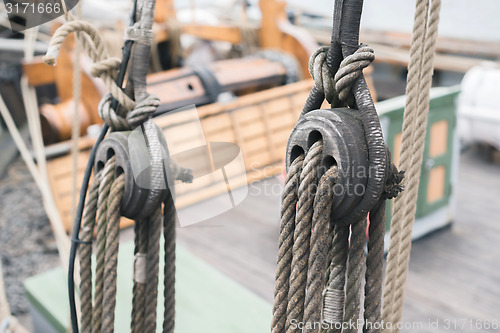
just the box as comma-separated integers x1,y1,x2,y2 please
307,130,323,148
290,145,305,163
116,166,124,176
187,83,194,91
106,148,115,161
97,161,104,172
323,155,337,169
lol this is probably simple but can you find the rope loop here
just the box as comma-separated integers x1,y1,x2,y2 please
334,45,375,106
308,44,375,108
90,57,122,79
43,20,136,111
308,46,337,105
98,93,160,131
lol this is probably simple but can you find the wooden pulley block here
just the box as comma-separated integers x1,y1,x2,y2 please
286,108,370,224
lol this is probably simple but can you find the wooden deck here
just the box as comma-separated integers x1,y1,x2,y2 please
174,147,500,332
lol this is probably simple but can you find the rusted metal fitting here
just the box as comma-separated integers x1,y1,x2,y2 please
286,108,376,225
95,125,172,220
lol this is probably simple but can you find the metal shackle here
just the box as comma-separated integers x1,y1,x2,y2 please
95,125,172,220
286,108,370,224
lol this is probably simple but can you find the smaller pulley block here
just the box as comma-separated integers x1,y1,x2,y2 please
286,108,369,222
95,125,173,220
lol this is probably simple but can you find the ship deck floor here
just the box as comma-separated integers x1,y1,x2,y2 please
174,147,500,332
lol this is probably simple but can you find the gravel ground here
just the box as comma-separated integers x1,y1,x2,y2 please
0,158,60,316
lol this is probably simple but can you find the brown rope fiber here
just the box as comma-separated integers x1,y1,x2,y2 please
163,191,176,333
286,140,323,332
272,154,304,333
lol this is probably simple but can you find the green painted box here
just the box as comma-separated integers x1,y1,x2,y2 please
24,243,271,332
377,86,460,236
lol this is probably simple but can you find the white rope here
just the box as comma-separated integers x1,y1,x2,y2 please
382,0,442,331
43,20,136,111
70,0,83,225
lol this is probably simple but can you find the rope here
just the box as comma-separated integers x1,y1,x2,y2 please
334,45,374,107
321,226,348,333
79,170,102,332
308,47,337,106
101,174,125,332
364,200,385,333
272,154,304,333
342,219,366,333
131,219,147,333
163,192,176,333
302,167,338,333
144,207,162,332
70,0,83,227
382,1,441,330
272,2,403,331
286,140,322,331
98,93,160,131
43,20,136,111
93,156,117,332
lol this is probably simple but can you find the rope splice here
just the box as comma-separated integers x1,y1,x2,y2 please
272,1,403,332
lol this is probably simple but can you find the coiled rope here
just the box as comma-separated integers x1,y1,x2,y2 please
382,0,442,331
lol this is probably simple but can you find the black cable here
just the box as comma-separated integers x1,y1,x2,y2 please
68,2,137,332
68,123,108,333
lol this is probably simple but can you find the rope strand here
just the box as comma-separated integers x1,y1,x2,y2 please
286,141,323,332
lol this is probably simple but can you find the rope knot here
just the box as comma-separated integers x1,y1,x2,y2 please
90,57,121,79
309,46,336,104
98,93,160,131
334,45,375,105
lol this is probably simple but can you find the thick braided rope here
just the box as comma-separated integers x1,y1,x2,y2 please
101,173,125,332
302,167,338,333
382,0,430,316
143,207,163,332
163,192,176,333
272,154,304,333
79,170,103,332
334,45,375,105
321,225,349,333
389,0,442,326
92,156,116,332
343,219,367,333
286,141,322,332
363,200,386,333
98,93,160,131
43,20,136,111
308,47,337,105
382,0,441,329
131,219,148,333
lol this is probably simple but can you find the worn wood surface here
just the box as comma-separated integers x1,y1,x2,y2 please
175,147,500,332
